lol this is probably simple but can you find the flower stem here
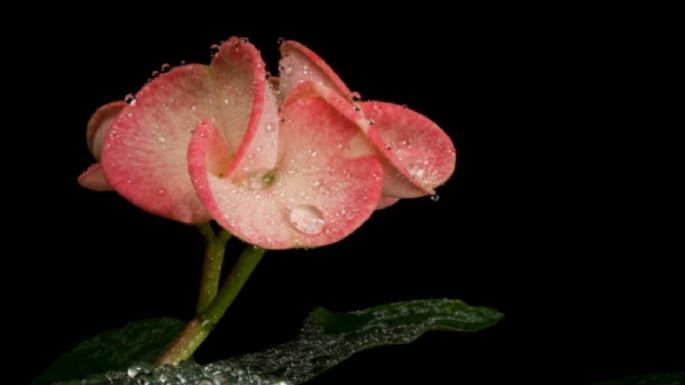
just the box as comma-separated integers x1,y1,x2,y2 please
157,244,266,366
196,224,232,314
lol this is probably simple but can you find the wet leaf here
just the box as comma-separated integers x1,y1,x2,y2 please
56,299,502,385
229,298,503,383
593,371,685,385
32,318,185,385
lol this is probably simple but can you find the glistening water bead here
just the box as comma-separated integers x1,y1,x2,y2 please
288,205,325,235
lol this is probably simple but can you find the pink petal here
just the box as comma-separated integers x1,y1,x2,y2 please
189,84,383,249
86,101,126,160
77,163,112,191
362,102,457,198
101,64,214,224
376,196,399,210
101,38,275,224
278,40,353,100
210,37,279,180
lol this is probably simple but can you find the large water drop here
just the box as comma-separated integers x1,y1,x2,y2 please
288,205,325,235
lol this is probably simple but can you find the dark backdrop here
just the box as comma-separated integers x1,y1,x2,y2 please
12,8,682,385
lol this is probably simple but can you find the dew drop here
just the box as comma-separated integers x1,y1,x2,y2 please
266,123,274,132
157,188,166,196
351,91,362,102
127,367,140,378
430,194,440,202
289,205,325,235
157,136,166,143
210,43,221,54
408,164,426,180
151,70,160,78
160,63,171,72
124,93,135,104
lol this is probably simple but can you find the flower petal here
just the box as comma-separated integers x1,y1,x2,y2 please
210,37,279,180
362,102,457,198
278,40,353,100
189,85,383,249
101,38,275,224
376,196,399,210
77,163,112,191
86,101,126,160
101,64,214,224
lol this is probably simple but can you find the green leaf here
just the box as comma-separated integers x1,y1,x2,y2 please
593,372,685,385
56,299,502,385
31,317,185,385
231,298,503,383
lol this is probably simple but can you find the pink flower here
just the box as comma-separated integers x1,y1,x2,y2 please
79,37,456,249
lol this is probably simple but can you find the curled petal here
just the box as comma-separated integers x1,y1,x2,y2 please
86,101,126,160
362,102,456,198
78,163,112,191
101,38,273,224
210,37,279,180
101,64,214,224
189,84,383,249
279,40,353,100
376,196,399,210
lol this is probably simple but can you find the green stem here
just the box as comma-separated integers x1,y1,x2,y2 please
157,244,266,366
196,224,232,314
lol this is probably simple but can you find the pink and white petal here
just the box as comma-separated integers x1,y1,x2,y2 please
209,37,280,180
376,196,399,210
101,64,213,224
279,40,353,100
362,101,456,198
189,94,383,249
86,101,126,160
77,163,112,191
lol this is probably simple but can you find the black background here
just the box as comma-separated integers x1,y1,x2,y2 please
12,8,682,385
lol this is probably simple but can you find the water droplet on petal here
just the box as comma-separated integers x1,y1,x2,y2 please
430,194,440,202
160,63,171,72
157,188,166,196
408,164,426,180
351,91,362,102
124,93,135,104
157,136,166,143
266,123,275,132
289,205,325,235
